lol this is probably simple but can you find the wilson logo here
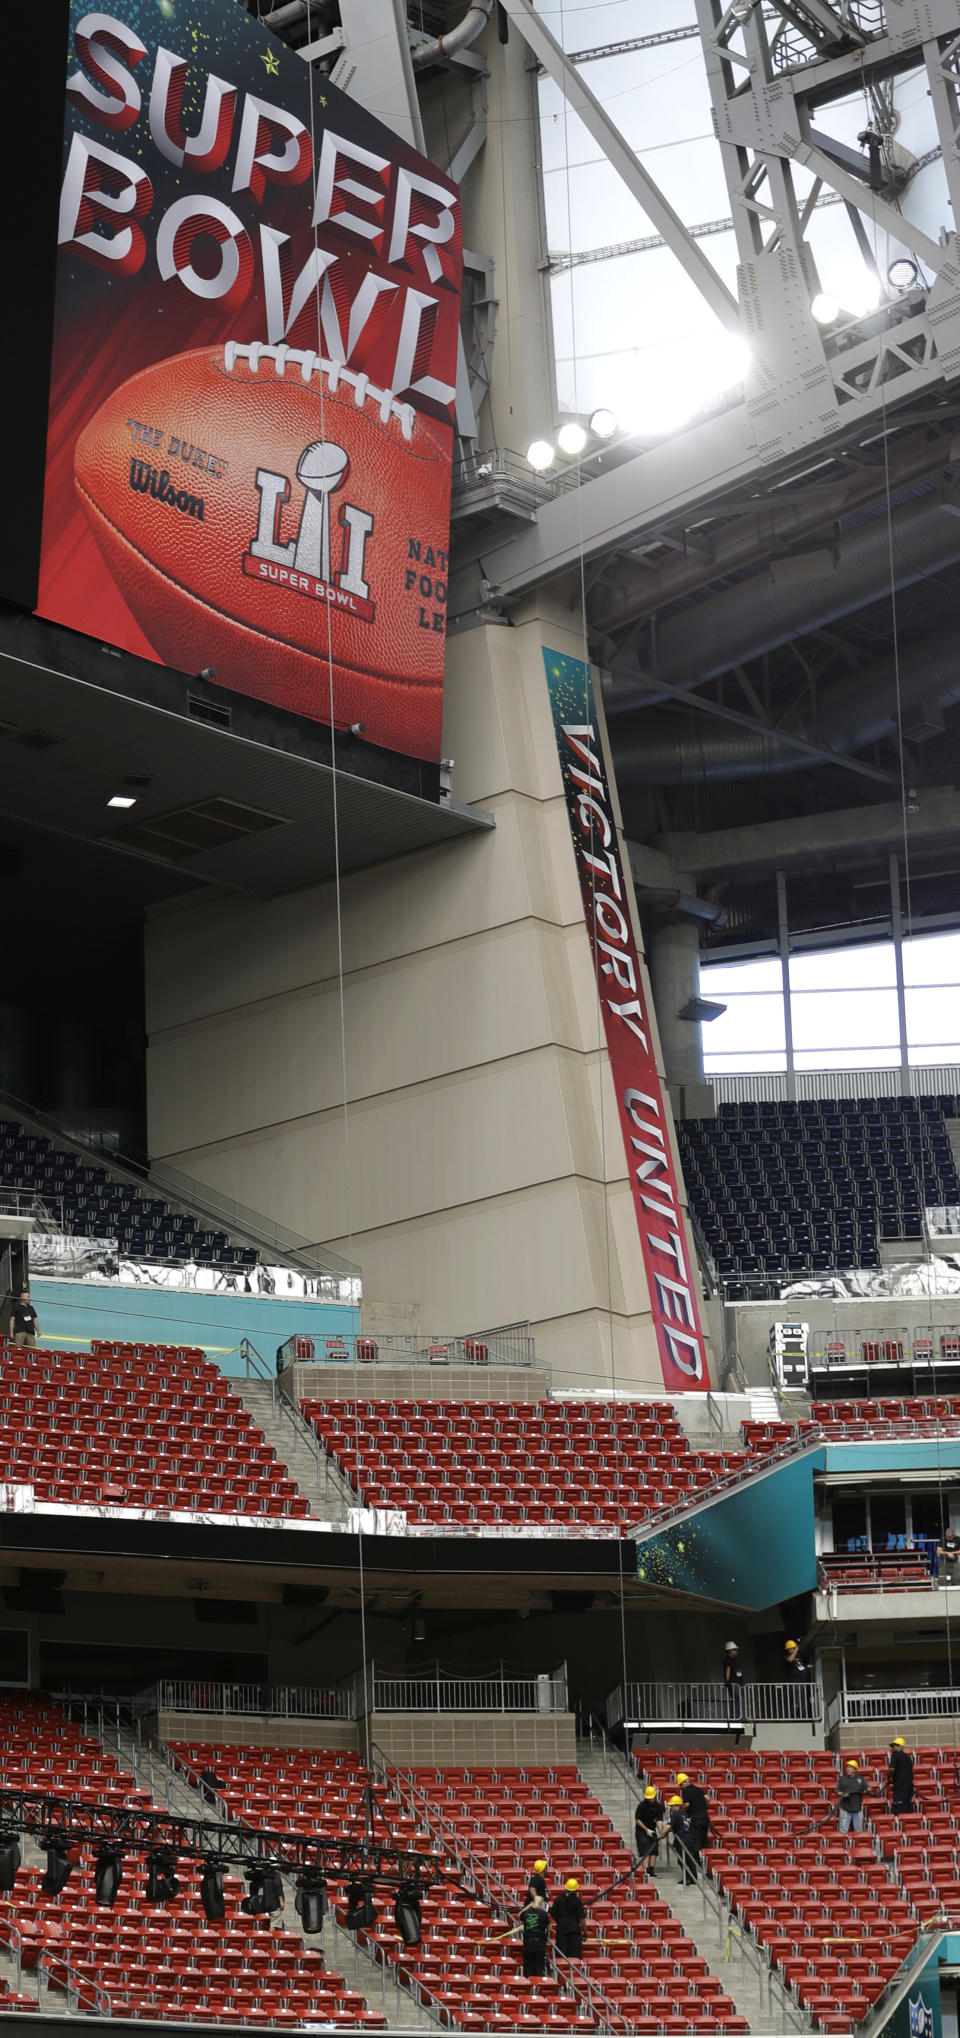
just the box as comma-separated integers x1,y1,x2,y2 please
129,461,205,519
242,439,375,622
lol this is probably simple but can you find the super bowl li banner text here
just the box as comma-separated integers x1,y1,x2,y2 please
36,1,463,765
543,650,709,1392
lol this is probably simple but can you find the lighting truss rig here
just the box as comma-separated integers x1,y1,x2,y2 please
0,1788,440,1891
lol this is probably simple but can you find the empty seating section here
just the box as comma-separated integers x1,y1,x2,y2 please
176,1745,747,2033
818,1550,933,1591
677,1096,960,1295
0,1117,257,1271
0,1697,382,2025
810,1396,960,1438
301,1399,752,1531
638,1749,914,2031
0,1343,307,1515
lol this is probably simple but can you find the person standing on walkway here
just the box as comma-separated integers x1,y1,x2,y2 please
676,1771,711,1852
723,1641,744,1720
9,1287,38,1348
518,1892,550,1977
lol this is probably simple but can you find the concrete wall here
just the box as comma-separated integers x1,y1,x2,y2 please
152,1710,359,1753
145,600,691,1393
369,1710,577,1769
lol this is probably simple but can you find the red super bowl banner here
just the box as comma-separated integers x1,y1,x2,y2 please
544,649,710,1392
35,1,462,764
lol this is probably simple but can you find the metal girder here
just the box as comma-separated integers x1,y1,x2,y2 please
330,0,425,149
497,0,742,335
0,1788,439,1887
600,664,899,785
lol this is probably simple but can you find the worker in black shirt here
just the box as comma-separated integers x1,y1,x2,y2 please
667,1794,702,1886
518,1892,549,1976
676,1770,711,1850
550,1878,586,1959
888,1738,914,1813
635,1785,665,1874
9,1286,39,1349
527,1857,549,1901
722,1641,744,1719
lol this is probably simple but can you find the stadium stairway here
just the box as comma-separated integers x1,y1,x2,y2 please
574,1738,773,2036
236,1377,358,1518
89,1712,415,2031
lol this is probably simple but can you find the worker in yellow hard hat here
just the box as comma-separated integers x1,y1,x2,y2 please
837,1758,868,1835
634,1782,666,1876
671,1771,711,1884
527,1858,549,1901
550,1876,586,1960
888,1738,914,1813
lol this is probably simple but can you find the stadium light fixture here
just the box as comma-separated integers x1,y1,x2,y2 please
107,794,137,809
811,293,840,325
557,422,588,457
0,1833,20,1892
41,1838,76,1897
888,256,919,290
200,1859,226,1922
144,1849,180,1904
94,1846,123,1907
526,438,555,472
299,1871,328,1936
588,408,618,441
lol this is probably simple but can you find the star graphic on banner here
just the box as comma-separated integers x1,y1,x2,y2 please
319,94,328,105
261,46,280,74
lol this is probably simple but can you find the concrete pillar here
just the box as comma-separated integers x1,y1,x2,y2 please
647,915,712,1114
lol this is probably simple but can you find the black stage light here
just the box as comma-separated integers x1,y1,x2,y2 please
394,1880,422,1947
299,1872,328,1936
240,1865,266,1916
94,1846,123,1907
40,1837,75,1897
144,1849,180,1904
0,1832,21,1892
344,1879,377,1930
200,1860,225,1922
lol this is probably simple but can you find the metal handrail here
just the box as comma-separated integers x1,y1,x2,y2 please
608,1679,823,1729
282,1321,537,1369
348,1659,568,1716
241,1337,359,1512
827,1686,960,1724
629,1427,823,1543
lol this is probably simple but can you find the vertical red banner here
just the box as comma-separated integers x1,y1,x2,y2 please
544,649,710,1392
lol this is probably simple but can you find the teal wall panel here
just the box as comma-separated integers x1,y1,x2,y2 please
636,1453,819,1609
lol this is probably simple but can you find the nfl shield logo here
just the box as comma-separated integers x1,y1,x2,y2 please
909,1995,934,2038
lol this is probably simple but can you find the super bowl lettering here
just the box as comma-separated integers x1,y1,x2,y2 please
244,441,375,621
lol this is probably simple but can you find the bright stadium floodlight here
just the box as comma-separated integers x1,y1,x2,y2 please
589,407,618,441
888,256,919,291
557,421,588,456
526,438,555,472
811,293,840,325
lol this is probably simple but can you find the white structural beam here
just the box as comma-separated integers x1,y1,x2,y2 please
330,0,425,150
497,0,742,336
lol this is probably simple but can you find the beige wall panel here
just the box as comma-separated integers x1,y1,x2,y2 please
147,918,588,1156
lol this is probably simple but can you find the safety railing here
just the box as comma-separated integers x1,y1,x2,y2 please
826,1687,960,1728
147,1680,354,1719
280,1321,536,1369
855,1926,944,2038
808,1327,960,1370
348,1659,569,1716
711,1066,960,1103
240,1336,358,1512
818,1554,938,1596
606,1680,823,1729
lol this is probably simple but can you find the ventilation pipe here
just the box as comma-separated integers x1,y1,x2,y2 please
411,0,495,68
613,618,960,784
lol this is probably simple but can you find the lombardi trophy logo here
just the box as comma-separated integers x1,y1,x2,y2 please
909,1996,935,2038
244,440,375,619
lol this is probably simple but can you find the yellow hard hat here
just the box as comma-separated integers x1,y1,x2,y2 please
533,1859,547,1873
668,1795,683,1807
785,1640,798,1650
676,1772,689,1784
846,1759,859,1769
891,1738,906,1748
643,1786,658,1799
565,1878,579,1892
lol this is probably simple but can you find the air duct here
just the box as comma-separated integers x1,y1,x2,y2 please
614,619,960,784
411,0,494,68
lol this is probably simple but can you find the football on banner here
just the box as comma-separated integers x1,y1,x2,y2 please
74,342,452,760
